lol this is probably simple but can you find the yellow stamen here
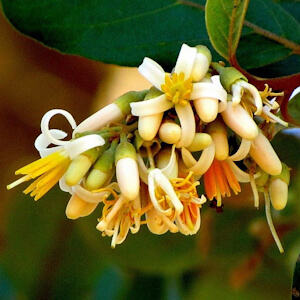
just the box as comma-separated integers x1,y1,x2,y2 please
7,150,71,200
161,72,193,106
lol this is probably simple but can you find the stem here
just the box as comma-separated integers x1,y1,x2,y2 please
264,187,284,253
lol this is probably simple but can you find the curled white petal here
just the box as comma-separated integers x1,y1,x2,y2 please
149,169,183,215
190,82,227,102
211,75,228,112
175,103,195,148
35,129,66,157
232,83,242,106
174,44,197,78
64,134,105,160
161,145,178,179
73,182,119,204
138,57,166,90
182,142,215,175
137,154,149,184
41,109,77,146
227,160,260,183
130,94,173,116
228,139,251,161
238,81,262,115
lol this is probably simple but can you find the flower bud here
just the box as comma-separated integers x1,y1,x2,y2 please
191,45,212,82
214,65,247,93
86,139,118,190
206,117,228,160
66,194,97,219
269,178,288,210
186,133,212,152
65,146,102,186
115,134,139,200
249,131,282,176
73,91,147,135
194,97,219,123
269,163,290,210
158,121,182,144
137,87,164,141
221,101,258,140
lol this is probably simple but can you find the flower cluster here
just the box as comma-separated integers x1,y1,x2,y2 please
7,44,291,251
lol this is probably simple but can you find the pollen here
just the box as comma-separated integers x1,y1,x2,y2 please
161,72,193,106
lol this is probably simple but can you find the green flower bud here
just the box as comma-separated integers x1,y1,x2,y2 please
86,139,118,190
212,63,247,93
115,134,137,163
65,146,104,186
114,90,148,115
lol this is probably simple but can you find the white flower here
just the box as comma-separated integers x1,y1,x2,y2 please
130,44,226,147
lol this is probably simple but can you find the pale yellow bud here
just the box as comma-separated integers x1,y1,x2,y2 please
66,194,97,219
158,122,182,144
138,113,163,141
206,117,228,160
186,133,212,152
249,132,282,176
194,98,219,123
116,157,140,200
65,154,92,186
269,178,288,210
221,101,258,140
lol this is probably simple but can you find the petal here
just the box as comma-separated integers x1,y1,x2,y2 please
148,171,172,216
239,81,262,115
137,154,149,184
161,145,178,179
175,103,195,148
130,94,173,116
228,138,252,161
64,134,105,160
182,142,215,175
174,44,197,78
138,57,166,90
35,129,65,157
190,82,227,103
40,109,77,146
73,183,118,204
226,160,260,182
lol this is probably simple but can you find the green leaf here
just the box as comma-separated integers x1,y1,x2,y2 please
1,0,209,68
205,0,249,61
288,90,300,123
238,0,300,70
205,0,300,72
